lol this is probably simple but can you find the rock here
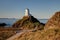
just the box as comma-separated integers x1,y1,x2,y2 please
45,12,60,29
0,23,6,27
12,15,44,30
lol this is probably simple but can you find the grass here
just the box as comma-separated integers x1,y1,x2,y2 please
13,28,60,40
0,27,22,40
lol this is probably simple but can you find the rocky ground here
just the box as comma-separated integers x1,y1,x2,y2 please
12,16,45,30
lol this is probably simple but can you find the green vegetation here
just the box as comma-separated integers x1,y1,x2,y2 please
0,31,16,40
0,27,21,40
12,16,45,30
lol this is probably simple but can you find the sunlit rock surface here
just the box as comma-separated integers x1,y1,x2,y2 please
45,12,60,29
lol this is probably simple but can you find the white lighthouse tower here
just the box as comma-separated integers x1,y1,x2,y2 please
25,8,30,16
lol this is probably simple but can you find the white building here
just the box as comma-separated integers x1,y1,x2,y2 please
25,8,31,16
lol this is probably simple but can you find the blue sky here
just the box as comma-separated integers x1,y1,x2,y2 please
0,0,60,19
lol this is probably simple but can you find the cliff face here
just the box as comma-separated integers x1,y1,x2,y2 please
12,16,44,30
45,12,60,29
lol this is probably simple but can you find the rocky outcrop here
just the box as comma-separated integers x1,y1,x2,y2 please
0,23,6,27
12,15,45,30
45,12,60,29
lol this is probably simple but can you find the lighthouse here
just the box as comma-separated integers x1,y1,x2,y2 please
25,8,30,16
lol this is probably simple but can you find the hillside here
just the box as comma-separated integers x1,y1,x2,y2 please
45,12,60,29
8,29,60,40
12,16,45,30
7,11,60,40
